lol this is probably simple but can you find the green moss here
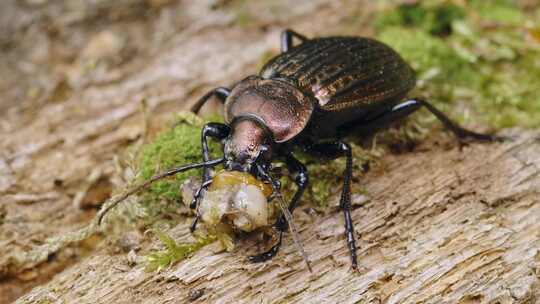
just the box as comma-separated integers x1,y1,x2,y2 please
469,0,524,25
378,27,469,82
306,158,346,208
474,57,540,128
375,2,465,36
289,144,374,209
139,112,222,203
373,1,540,129
145,230,216,272
377,27,473,125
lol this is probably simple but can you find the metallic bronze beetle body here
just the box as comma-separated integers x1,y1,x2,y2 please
99,30,501,270
188,30,499,269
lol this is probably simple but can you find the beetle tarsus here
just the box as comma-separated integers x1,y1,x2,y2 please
190,215,200,233
337,142,358,270
249,232,283,263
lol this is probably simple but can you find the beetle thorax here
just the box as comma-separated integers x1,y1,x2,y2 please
224,76,314,143
224,120,270,172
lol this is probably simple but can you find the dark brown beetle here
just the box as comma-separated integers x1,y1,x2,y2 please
98,29,502,270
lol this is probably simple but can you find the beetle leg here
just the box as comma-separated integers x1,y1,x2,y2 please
306,141,359,270
189,179,212,232
190,87,230,114
200,123,230,181
190,179,213,209
340,99,506,143
410,99,508,142
375,99,505,142
281,29,308,53
249,154,309,263
190,123,230,232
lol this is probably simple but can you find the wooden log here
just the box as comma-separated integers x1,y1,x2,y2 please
16,134,540,304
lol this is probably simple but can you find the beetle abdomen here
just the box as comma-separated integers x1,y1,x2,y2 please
260,37,416,112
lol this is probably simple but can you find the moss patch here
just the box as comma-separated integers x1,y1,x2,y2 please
374,1,465,36
469,0,525,25
145,230,217,272
138,112,222,203
374,1,540,129
286,144,375,209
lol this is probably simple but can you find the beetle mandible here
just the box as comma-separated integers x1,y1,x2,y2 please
98,29,502,270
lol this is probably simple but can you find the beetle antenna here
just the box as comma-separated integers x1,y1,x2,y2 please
256,164,312,272
271,180,312,272
275,189,312,272
97,157,225,225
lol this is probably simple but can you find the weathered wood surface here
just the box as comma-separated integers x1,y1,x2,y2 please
1,0,336,301
16,133,540,304
1,0,539,303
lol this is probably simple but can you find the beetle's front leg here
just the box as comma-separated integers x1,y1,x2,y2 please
307,141,358,270
190,123,230,232
249,154,309,263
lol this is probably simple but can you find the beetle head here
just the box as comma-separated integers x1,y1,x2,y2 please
224,116,273,173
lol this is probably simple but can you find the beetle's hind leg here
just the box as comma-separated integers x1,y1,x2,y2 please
190,87,230,114
281,29,308,53
391,99,505,142
249,154,309,263
346,99,506,143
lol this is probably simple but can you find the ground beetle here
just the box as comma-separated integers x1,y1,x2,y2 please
98,29,502,270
